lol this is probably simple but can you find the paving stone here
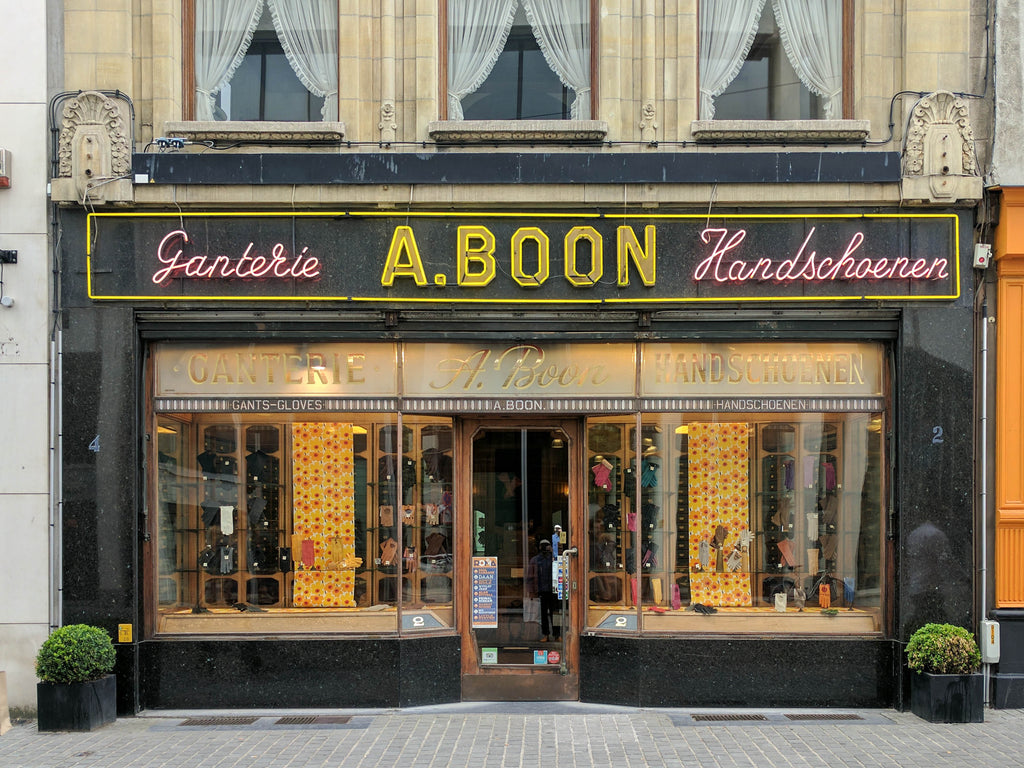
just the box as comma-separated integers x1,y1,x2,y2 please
1,708,1023,768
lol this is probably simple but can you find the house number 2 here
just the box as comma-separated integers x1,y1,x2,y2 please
932,426,944,445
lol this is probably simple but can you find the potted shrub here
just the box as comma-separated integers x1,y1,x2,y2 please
35,624,117,731
906,622,983,723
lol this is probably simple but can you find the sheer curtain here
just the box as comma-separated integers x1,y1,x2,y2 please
699,0,767,120
267,0,338,121
266,0,337,120
194,0,264,121
447,0,518,120
522,0,591,119
772,0,843,119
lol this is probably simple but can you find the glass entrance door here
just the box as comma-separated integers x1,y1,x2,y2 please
463,424,578,698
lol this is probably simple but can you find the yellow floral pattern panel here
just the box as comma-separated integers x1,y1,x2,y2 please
291,423,357,608
688,423,752,607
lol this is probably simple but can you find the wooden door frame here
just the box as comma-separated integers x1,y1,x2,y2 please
456,417,585,699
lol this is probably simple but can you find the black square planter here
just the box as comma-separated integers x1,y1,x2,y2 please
37,675,117,732
909,672,984,723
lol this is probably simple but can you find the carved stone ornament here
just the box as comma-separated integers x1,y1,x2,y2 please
49,91,133,204
690,120,870,144
56,91,130,179
640,101,658,144
428,120,609,145
164,121,346,144
379,101,397,144
902,90,982,202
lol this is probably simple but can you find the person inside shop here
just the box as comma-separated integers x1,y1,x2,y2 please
527,539,559,642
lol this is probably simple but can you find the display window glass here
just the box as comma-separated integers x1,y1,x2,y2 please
584,412,885,634
153,413,454,634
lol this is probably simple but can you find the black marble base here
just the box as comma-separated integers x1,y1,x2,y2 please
137,636,460,710
580,635,897,708
989,610,1024,707
991,609,1024,674
991,674,1024,708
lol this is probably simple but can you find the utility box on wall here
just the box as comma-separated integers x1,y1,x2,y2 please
982,619,1001,663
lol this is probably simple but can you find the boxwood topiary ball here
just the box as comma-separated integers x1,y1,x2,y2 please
35,625,116,684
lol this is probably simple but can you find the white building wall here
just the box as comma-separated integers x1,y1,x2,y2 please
993,0,1024,185
0,0,52,711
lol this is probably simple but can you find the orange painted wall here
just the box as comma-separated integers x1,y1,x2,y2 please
994,188,1024,607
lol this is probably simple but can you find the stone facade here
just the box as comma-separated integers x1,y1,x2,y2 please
53,0,990,209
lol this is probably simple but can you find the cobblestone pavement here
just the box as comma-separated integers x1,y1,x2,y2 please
2,704,1023,768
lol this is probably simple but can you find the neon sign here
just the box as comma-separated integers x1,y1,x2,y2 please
86,212,961,303
151,229,322,284
694,227,949,284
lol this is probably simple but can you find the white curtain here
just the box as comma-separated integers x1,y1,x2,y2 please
194,0,264,121
772,0,843,119
447,0,518,120
522,0,591,119
699,0,767,120
267,0,338,121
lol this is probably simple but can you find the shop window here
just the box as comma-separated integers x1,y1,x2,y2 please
189,0,337,121
700,0,848,120
446,0,592,120
584,412,885,635
154,413,453,634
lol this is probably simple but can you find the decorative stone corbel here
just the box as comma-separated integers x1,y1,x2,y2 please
51,91,133,205
379,101,397,145
640,101,658,144
902,90,982,204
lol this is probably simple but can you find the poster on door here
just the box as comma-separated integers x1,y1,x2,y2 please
471,556,498,628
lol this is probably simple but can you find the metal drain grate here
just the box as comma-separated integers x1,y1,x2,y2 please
179,716,259,727
785,713,864,722
692,713,769,722
275,715,352,725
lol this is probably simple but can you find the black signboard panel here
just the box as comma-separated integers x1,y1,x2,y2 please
85,211,960,304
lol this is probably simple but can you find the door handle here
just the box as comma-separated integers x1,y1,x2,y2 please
563,547,578,556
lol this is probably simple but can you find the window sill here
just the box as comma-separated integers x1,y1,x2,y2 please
164,121,347,144
428,120,608,144
588,605,882,635
690,119,870,144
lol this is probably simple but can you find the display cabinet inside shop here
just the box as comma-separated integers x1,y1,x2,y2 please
154,416,454,628
585,415,882,631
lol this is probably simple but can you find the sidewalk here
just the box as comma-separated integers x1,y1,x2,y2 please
2,703,1023,768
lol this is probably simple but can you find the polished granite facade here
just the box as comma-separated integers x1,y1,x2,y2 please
58,208,979,711
580,636,897,707
138,636,461,710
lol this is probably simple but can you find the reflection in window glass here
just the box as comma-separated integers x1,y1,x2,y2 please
706,1,842,120
585,418,638,612
154,415,453,635
585,413,884,634
209,8,325,121
216,34,325,121
461,24,569,120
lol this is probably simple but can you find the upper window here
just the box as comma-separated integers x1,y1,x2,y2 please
446,0,592,121
700,0,845,121
191,0,337,122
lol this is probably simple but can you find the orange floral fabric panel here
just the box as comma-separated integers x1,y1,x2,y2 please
291,423,357,607
688,422,752,607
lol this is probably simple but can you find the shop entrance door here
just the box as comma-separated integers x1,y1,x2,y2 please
459,420,581,701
